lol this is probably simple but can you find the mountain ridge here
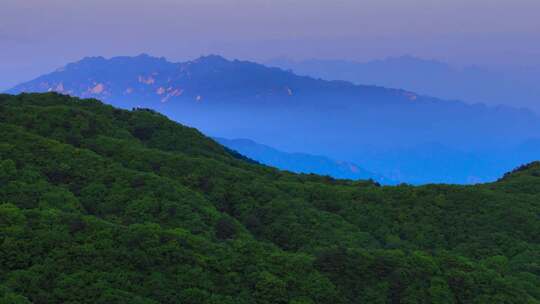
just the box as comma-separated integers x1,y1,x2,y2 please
214,137,396,185
6,54,453,108
266,56,540,113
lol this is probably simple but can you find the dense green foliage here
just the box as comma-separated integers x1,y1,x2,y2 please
1,93,539,303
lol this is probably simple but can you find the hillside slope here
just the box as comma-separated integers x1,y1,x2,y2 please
1,93,539,303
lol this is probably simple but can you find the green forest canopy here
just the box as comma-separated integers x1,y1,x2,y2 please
0,93,539,303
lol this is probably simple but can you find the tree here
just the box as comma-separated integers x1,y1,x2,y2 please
215,218,236,240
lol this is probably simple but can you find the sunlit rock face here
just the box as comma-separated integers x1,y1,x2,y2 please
16,56,275,103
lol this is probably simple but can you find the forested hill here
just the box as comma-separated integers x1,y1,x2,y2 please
1,93,539,303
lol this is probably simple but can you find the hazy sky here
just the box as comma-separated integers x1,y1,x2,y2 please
1,0,540,90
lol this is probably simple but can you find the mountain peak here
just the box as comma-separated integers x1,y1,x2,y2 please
136,53,152,58
193,54,231,65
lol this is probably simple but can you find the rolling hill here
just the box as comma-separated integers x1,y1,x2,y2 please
1,93,539,303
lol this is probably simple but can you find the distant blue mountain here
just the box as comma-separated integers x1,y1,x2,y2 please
267,56,540,113
8,54,540,184
215,137,396,184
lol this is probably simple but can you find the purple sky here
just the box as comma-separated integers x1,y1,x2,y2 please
1,0,540,90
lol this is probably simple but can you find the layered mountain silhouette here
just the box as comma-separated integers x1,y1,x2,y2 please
267,56,540,113
8,54,540,183
215,137,396,184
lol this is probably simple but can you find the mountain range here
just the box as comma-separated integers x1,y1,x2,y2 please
8,54,540,184
215,137,395,184
267,56,540,113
